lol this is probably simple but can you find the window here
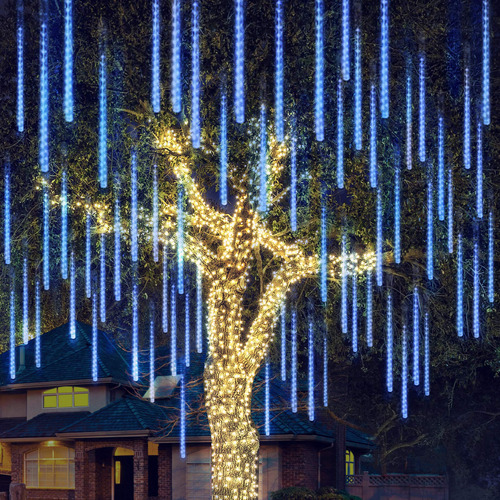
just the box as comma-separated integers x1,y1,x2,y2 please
345,449,355,477
24,446,75,489
42,386,89,409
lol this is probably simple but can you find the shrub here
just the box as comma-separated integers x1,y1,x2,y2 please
270,486,317,500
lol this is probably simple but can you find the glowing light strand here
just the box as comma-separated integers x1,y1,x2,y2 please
308,319,315,422
171,0,181,113
342,0,350,81
427,173,434,281
92,290,98,382
424,312,430,397
43,184,50,291
413,286,420,386
258,103,268,213
180,375,186,458
473,236,480,339
9,287,15,380
132,272,139,381
265,360,270,436
4,166,10,265
488,212,494,303
98,53,107,189
63,0,73,122
406,62,412,170
22,256,28,344
341,233,348,334
337,79,344,189
185,285,190,368
100,233,106,323
354,28,362,150
280,303,286,381
131,151,138,263
17,2,24,132
177,185,184,294
457,234,463,337
366,271,373,348
291,308,297,413
35,280,41,368
61,170,68,279
69,252,76,339
234,0,245,123
163,246,168,333
196,261,202,353
482,0,490,126
386,293,393,393
151,0,160,113
39,6,49,173
153,165,159,262
150,315,155,402
114,194,121,301
464,67,471,170
323,330,328,406
320,199,327,303
220,91,228,206
394,159,401,264
171,282,177,375
376,188,383,286
85,211,91,298
275,0,284,142
418,54,426,163
352,272,358,353
448,168,453,254
315,0,324,141
380,0,389,118
476,122,483,219
290,131,297,231
438,116,445,221
191,0,201,148
370,84,377,188
401,325,408,419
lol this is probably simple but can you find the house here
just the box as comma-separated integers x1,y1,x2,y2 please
0,321,374,499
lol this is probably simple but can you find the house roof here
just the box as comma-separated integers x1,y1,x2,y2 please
0,418,26,435
0,321,130,387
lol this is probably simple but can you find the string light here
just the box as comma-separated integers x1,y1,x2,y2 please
9,286,15,380
427,172,434,281
43,184,50,291
69,252,76,339
180,375,186,458
315,0,324,141
131,151,138,263
258,103,268,213
401,324,408,419
464,67,470,170
132,271,139,381
153,165,159,262
476,121,483,219
473,236,480,339
376,188,383,286
482,0,490,126
394,158,401,264
386,293,393,393
39,3,49,173
171,281,177,375
35,280,41,368
352,272,358,353
64,0,73,122
4,165,10,265
163,246,168,333
337,78,344,189
488,212,494,304
151,0,160,113
92,289,98,382
380,0,389,118
17,1,24,132
196,260,203,353
150,313,155,402
320,199,327,303
265,359,270,436
22,255,28,344
457,234,463,337
438,115,445,221
61,170,68,279
280,303,286,381
234,0,244,123
100,233,106,323
290,131,297,231
220,90,228,206
413,286,419,386
366,271,373,348
341,0,350,81
354,28,362,150
370,83,377,188
424,312,430,397
448,168,453,254
172,0,181,113
341,233,348,334
185,283,190,368
275,0,284,142
98,53,107,189
177,185,184,294
323,329,328,406
114,194,121,301
418,53,427,162
85,210,91,298
191,0,201,148
291,307,297,413
308,319,315,422
406,60,412,170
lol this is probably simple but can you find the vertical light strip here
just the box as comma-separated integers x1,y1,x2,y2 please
482,0,490,126
163,246,169,333
401,324,408,419
172,0,181,113
476,122,483,219
4,165,10,265
369,84,377,188
177,185,184,294
464,67,471,170
63,0,73,122
69,251,76,339
418,54,426,163
17,1,24,132
92,289,98,382
131,151,138,263
280,303,286,381
341,233,348,334
35,280,41,368
132,271,139,381
413,286,419,385
457,233,463,337
234,0,245,123
394,159,401,264
114,194,121,301
171,282,177,375
406,61,412,170
437,115,445,221
258,103,268,213
376,188,383,286
150,315,155,402
265,359,270,436
196,261,202,353
352,272,358,353
22,256,28,344
320,199,327,303
366,271,373,348
61,170,68,279
152,0,161,113
291,308,297,413
180,375,186,458
100,233,106,323
98,53,107,189
447,168,453,254
380,0,389,118
185,284,190,368
315,0,324,141
191,0,200,148
386,292,393,393
488,212,494,303
337,78,344,189
153,165,159,262
424,312,430,397
9,286,16,380
85,210,91,298
39,4,49,173
354,28,362,150
290,131,297,231
323,329,328,406
342,0,350,81
43,184,50,291
220,90,228,206
473,236,480,339
275,0,284,142
308,319,315,422
427,173,434,281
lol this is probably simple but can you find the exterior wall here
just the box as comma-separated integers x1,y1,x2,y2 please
281,442,320,490
0,393,27,419
157,445,172,500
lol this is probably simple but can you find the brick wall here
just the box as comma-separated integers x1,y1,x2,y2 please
157,444,172,500
281,442,320,490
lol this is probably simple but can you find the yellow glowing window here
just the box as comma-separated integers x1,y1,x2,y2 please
115,461,121,484
345,450,355,476
24,446,75,489
42,387,89,409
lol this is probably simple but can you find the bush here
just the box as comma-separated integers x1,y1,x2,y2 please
270,486,317,500
316,487,362,500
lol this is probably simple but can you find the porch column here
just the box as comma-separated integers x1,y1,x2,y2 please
157,445,172,500
133,440,149,500
74,442,86,500
335,423,346,491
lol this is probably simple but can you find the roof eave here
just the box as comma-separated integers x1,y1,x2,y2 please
152,433,336,444
0,377,129,391
55,430,151,439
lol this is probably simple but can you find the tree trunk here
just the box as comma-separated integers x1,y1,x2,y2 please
204,359,260,500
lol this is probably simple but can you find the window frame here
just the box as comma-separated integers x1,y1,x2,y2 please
42,386,89,410
345,449,355,477
24,445,75,490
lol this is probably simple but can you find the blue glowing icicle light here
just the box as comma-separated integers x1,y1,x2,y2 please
151,0,160,113
180,375,186,458
315,0,324,141
386,293,393,393
366,271,373,348
9,287,15,380
61,171,68,279
275,0,284,142
473,236,480,339
63,0,73,122
376,188,383,286
406,62,412,170
131,151,138,263
464,67,471,170
196,261,202,353
98,54,107,188
341,233,348,334
290,132,297,232
23,256,28,344
401,324,408,419
153,166,159,262
341,0,350,81
185,285,190,368
114,195,121,301
489,212,494,303
291,308,297,413
172,0,181,113
424,312,430,397
220,91,228,206
4,165,10,265
69,252,76,339
132,272,139,381
280,303,286,381
35,280,41,368
259,103,268,213
438,116,445,221
323,331,328,406
43,184,50,291
85,211,91,298
191,0,200,148
234,0,244,123
100,233,106,323
354,28,362,150
352,272,358,353
413,286,419,386
163,246,168,333
265,360,270,436
394,160,401,264
320,200,327,303
149,315,155,402
482,0,490,126
448,168,453,254
380,0,389,118
177,185,184,294
92,290,98,382
308,319,315,422
476,122,483,219
39,5,49,173
457,234,463,337
337,79,344,189
369,84,377,188
418,54,426,163
171,282,177,375
17,2,24,132
427,173,434,281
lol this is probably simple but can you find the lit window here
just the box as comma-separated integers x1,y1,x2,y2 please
24,446,75,489
345,449,355,477
42,387,89,409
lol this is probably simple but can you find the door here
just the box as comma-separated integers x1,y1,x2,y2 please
114,456,133,500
